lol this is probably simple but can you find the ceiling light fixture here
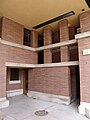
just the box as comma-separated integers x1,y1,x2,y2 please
85,0,90,8
33,11,75,29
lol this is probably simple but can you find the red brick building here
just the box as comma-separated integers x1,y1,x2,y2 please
0,2,90,118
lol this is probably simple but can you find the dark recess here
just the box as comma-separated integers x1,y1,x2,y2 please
85,0,90,8
33,11,75,29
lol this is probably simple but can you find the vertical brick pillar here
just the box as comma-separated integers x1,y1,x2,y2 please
80,10,90,32
59,19,71,100
44,25,52,63
0,64,9,108
59,19,69,62
78,10,90,117
31,30,38,63
31,30,38,48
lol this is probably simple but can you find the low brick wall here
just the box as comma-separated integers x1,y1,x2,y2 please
28,67,71,97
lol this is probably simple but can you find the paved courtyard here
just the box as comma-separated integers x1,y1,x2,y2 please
0,95,89,120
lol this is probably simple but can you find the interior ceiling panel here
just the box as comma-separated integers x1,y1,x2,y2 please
0,0,89,32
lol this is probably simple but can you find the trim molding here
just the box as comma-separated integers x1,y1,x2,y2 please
0,38,77,52
34,61,79,68
7,89,23,97
75,31,90,39
5,62,35,68
9,80,21,84
27,91,71,105
5,61,79,68
0,38,35,51
36,39,77,51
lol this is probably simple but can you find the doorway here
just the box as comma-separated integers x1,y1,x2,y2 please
70,66,80,103
23,68,28,95
75,66,80,100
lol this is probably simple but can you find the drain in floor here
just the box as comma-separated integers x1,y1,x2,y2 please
35,110,48,116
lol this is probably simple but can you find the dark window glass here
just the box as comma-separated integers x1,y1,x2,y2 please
52,47,60,63
23,28,31,46
38,51,44,64
10,68,19,81
38,35,43,47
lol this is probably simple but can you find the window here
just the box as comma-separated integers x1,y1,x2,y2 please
23,28,31,46
38,51,44,64
10,68,20,84
52,47,60,63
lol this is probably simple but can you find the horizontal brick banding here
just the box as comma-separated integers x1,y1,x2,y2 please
28,67,71,96
78,38,90,102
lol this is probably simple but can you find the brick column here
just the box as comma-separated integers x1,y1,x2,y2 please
59,19,71,100
80,10,90,32
0,63,9,108
78,10,90,118
59,19,69,62
31,30,38,48
31,30,38,63
44,25,52,63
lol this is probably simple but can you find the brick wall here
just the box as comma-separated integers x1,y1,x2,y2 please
78,38,90,102
0,43,37,98
1,17,24,44
28,67,71,96
80,10,90,32
0,44,37,64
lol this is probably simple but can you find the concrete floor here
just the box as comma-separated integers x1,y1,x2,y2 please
0,95,89,120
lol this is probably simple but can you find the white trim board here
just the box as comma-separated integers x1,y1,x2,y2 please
9,80,21,84
5,62,35,68
5,61,79,68
7,89,23,97
75,31,90,39
0,38,35,51
0,38,77,51
27,91,71,105
36,39,77,51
